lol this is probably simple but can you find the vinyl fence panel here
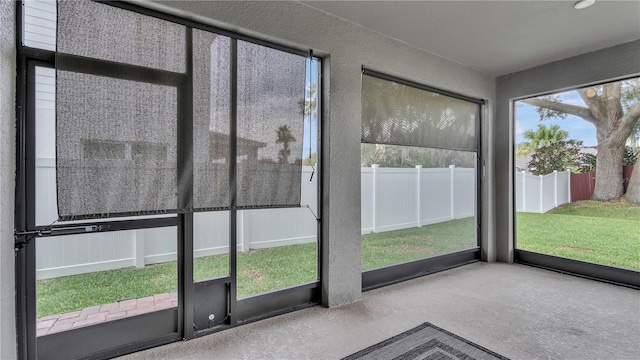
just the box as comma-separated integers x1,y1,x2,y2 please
365,165,475,230
453,167,475,219
516,169,571,214
541,174,556,213
35,167,318,279
37,230,139,280
556,170,570,205
515,171,524,212
361,167,374,233
524,172,541,213
420,169,453,225
376,168,420,232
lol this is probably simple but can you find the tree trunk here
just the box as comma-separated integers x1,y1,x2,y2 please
624,159,640,204
592,136,625,201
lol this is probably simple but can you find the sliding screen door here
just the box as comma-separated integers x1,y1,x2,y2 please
361,70,483,289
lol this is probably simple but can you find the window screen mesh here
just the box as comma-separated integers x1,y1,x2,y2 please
192,36,306,210
56,72,178,219
57,0,186,73
56,0,182,220
193,29,231,210
56,2,308,219
236,41,306,208
361,74,478,152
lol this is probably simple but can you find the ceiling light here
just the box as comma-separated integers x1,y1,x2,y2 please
574,0,595,10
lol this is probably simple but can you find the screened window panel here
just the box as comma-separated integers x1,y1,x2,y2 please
361,74,478,152
193,29,231,210
56,72,177,219
57,0,186,73
57,2,307,217
236,41,306,208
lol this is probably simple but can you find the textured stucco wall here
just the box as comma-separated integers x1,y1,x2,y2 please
495,40,640,263
145,0,496,306
0,0,16,358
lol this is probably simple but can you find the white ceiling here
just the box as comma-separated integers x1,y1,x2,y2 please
302,1,640,76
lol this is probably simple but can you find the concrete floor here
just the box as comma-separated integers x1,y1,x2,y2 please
118,263,640,360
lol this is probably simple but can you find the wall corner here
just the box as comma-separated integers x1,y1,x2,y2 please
0,0,17,358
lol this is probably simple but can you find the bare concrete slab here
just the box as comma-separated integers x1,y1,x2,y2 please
117,263,640,360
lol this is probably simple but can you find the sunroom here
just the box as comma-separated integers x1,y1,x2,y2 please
0,1,638,359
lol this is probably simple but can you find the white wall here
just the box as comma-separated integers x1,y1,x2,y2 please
0,0,16,358
146,0,496,307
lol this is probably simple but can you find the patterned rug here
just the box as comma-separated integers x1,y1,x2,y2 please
342,322,509,360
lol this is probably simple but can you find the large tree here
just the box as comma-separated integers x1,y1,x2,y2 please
521,79,640,202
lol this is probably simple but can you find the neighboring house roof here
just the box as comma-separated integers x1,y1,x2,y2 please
209,131,267,161
209,131,267,148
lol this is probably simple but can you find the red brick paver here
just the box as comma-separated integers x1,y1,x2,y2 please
36,292,178,336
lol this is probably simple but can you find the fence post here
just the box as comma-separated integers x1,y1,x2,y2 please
553,170,558,208
449,165,455,220
238,210,246,252
522,170,526,212
567,169,572,203
416,165,422,227
539,175,544,213
134,230,145,268
372,164,379,233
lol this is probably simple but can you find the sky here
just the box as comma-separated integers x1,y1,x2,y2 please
302,58,320,159
514,90,597,147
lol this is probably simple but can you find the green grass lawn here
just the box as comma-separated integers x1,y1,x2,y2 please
37,218,475,318
517,200,640,271
37,243,319,318
362,217,476,270
37,201,639,319
546,200,640,220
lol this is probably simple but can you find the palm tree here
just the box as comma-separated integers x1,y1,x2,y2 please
516,124,569,157
276,125,296,164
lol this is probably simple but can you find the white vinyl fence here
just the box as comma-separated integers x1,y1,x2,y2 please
361,165,475,234
515,170,571,213
36,164,573,280
35,162,477,280
35,163,319,280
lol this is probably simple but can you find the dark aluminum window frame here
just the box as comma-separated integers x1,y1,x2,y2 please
360,68,484,291
14,2,323,359
511,78,640,290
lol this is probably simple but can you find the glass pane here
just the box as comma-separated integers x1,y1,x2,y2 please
361,145,477,271
362,74,478,152
194,211,230,282
35,66,56,226
23,0,56,51
236,209,318,298
515,77,640,271
57,0,186,73
36,227,177,336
